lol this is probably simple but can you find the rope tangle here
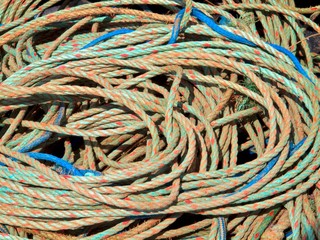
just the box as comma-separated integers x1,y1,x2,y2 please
0,0,319,239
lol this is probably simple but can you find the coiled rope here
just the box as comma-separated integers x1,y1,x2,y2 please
0,0,319,239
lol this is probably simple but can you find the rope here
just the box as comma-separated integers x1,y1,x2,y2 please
0,0,319,239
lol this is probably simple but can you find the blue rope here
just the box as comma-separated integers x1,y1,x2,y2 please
212,139,305,238
25,152,101,176
26,152,82,175
167,8,313,83
0,106,100,176
268,43,311,81
230,138,305,194
190,8,312,82
168,8,185,44
80,28,134,50
234,138,303,177
0,107,63,164
0,150,101,176
18,106,64,153
191,8,255,46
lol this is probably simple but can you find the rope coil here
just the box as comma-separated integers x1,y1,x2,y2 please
0,0,319,239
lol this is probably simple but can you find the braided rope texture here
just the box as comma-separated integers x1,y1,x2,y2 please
0,0,319,239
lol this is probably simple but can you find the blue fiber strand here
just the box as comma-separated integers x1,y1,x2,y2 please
81,28,134,50
168,9,185,44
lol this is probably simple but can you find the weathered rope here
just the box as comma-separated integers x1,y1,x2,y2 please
0,0,319,239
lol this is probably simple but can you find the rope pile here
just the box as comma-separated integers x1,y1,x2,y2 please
0,0,319,239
